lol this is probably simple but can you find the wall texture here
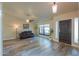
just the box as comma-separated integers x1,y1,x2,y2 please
37,10,79,42
3,5,79,41
3,13,36,40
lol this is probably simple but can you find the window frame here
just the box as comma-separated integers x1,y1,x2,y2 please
73,18,79,44
39,24,50,36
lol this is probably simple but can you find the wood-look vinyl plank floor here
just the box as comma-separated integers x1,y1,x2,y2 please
3,37,79,56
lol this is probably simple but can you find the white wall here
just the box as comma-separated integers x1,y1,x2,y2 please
3,12,36,40
37,10,79,43
3,13,24,40
0,3,2,56
52,10,79,42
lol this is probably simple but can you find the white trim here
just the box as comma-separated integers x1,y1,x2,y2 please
71,18,74,45
72,44,79,49
53,38,59,42
3,37,15,40
56,21,59,41
72,17,79,48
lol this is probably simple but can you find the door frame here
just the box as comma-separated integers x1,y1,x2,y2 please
56,19,73,45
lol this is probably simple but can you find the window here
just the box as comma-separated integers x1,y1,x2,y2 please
44,24,50,35
56,21,59,39
39,25,44,34
39,24,50,35
74,18,79,44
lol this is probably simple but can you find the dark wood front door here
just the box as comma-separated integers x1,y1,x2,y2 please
59,19,71,44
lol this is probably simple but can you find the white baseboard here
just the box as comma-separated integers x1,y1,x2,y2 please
3,37,15,40
72,44,79,49
39,35,50,39
52,38,59,42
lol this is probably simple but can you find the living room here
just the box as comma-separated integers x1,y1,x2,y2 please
1,2,79,56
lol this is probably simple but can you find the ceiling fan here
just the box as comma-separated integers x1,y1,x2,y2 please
24,9,38,23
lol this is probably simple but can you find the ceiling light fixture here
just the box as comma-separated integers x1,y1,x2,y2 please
52,2,57,13
26,19,30,23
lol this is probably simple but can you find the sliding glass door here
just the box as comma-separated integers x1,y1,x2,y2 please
39,24,50,35
39,25,44,34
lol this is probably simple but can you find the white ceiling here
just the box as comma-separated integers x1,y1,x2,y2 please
3,2,78,20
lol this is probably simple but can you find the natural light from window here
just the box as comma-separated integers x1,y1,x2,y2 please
74,18,79,43
56,21,59,40
39,24,50,35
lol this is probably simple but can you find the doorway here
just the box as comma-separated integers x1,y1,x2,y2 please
59,19,72,45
